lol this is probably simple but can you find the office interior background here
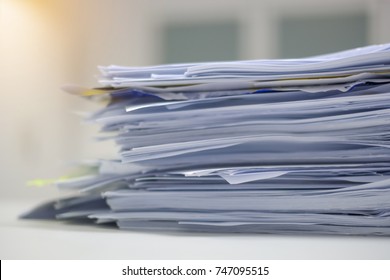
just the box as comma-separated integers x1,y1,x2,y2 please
1,0,390,200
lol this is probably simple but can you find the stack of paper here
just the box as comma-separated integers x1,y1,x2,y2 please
23,43,390,235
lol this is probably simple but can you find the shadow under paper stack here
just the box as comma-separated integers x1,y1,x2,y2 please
23,44,390,235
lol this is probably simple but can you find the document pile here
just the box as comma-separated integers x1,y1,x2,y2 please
24,43,390,235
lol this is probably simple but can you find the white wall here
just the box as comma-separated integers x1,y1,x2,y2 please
1,0,390,200
1,0,78,199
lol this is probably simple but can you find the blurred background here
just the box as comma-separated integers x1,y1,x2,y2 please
1,0,390,200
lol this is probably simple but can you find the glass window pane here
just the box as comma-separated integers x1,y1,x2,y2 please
278,13,368,58
162,21,239,64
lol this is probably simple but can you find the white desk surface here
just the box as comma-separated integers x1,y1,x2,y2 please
1,199,390,259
